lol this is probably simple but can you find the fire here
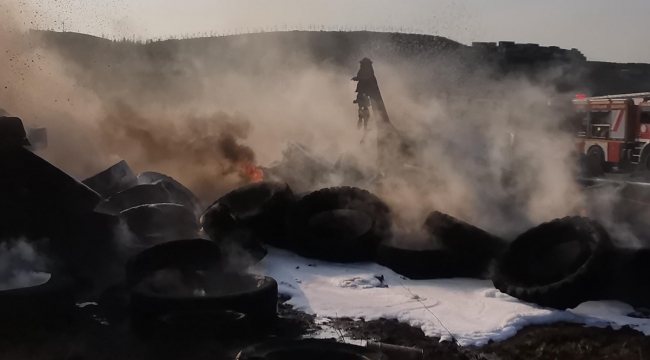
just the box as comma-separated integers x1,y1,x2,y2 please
242,162,264,183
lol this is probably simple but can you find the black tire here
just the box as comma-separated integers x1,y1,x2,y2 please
137,172,203,216
290,187,391,263
125,239,224,288
202,181,295,252
145,309,251,341
236,339,386,360
82,160,138,199
97,182,198,215
376,243,490,280
493,217,613,310
595,248,650,309
130,273,278,334
586,146,605,174
120,203,200,245
424,211,506,260
0,272,76,332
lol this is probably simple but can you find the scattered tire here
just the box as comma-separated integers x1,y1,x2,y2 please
120,203,200,245
236,339,387,360
0,271,75,332
376,243,490,280
82,160,138,199
493,217,613,310
97,182,197,215
202,181,295,254
290,186,392,263
125,239,223,288
424,211,506,260
146,309,250,341
138,172,202,216
130,272,278,334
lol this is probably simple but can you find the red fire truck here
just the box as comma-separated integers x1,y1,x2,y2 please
573,92,650,172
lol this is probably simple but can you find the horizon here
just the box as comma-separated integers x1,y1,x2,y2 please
4,0,650,64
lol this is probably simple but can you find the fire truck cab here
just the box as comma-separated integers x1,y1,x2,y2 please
573,93,650,172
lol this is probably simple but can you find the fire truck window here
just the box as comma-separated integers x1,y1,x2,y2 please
589,111,610,125
641,111,650,124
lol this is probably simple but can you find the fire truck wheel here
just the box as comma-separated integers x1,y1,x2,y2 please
290,186,392,263
586,146,605,173
424,211,507,261
236,339,386,360
202,181,296,252
376,243,491,279
492,217,613,310
638,148,650,172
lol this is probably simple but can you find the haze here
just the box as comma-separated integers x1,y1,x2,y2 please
7,0,650,63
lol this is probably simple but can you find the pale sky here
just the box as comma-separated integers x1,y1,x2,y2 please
13,0,650,63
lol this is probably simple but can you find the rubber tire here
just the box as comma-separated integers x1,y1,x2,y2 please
120,203,200,245
0,272,76,333
493,217,613,310
82,160,138,199
130,273,278,334
236,339,386,360
290,186,391,263
137,171,203,216
424,211,506,260
202,181,295,251
595,248,650,309
376,243,491,280
97,182,198,215
586,146,606,175
125,239,224,288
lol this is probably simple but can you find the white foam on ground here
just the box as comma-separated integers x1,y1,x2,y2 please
252,248,650,346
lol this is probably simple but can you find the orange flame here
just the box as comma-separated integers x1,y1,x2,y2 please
242,162,263,183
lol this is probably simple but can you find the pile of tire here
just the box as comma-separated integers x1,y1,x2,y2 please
492,216,614,310
377,211,506,280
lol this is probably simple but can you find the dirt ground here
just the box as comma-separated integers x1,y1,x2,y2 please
0,296,647,360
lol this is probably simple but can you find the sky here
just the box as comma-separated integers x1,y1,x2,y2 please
8,0,650,63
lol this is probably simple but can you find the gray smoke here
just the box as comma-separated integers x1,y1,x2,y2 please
0,239,51,291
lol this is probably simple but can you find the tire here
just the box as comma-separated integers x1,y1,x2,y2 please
424,211,506,260
595,248,650,309
492,217,613,310
0,271,76,332
120,203,200,245
290,187,391,263
144,309,251,341
236,339,386,360
125,239,224,288
82,160,138,199
202,181,295,253
376,243,490,280
97,182,198,215
137,172,203,216
586,146,605,174
130,273,278,334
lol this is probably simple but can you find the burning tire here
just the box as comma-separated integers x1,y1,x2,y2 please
120,203,200,245
0,271,75,332
376,243,490,280
236,339,386,360
130,272,278,336
97,182,199,216
290,186,391,263
424,211,506,261
493,217,613,309
202,181,295,256
125,239,224,288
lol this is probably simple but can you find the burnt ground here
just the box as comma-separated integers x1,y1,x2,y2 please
334,317,650,360
0,296,648,360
